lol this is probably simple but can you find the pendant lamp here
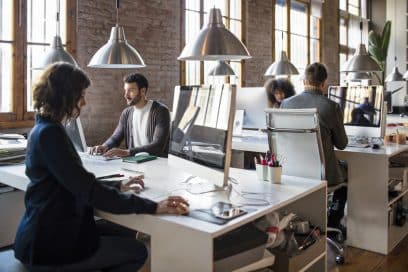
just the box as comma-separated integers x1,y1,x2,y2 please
341,21,381,73
264,51,299,77
264,2,298,77
35,0,78,69
178,8,251,61
385,1,404,82
207,61,236,76
88,0,145,68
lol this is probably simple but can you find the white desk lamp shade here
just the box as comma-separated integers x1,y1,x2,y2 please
178,8,251,61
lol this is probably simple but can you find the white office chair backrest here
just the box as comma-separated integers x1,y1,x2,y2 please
265,108,325,180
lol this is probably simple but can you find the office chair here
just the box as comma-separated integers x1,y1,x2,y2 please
265,108,346,265
327,182,347,265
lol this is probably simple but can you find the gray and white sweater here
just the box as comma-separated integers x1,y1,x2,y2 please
104,101,170,157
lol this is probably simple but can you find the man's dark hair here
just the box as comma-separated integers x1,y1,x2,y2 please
264,78,295,106
304,62,328,86
33,62,90,122
124,73,149,91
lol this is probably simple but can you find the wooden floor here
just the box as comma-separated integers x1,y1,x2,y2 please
328,234,408,272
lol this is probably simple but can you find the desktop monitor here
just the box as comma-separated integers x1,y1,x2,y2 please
328,85,385,138
64,118,87,153
235,87,267,130
169,84,236,188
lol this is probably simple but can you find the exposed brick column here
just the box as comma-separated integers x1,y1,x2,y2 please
242,0,273,87
321,0,340,86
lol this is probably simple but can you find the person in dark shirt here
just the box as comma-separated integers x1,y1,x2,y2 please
264,78,296,108
14,62,189,272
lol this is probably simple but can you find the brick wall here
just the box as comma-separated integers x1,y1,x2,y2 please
242,0,273,87
77,0,181,145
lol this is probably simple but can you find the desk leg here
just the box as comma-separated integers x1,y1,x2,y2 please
150,223,213,272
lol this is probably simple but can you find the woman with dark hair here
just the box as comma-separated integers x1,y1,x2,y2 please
264,78,296,108
14,62,189,272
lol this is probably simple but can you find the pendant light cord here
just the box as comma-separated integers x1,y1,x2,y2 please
116,0,120,25
56,0,60,37
394,0,397,64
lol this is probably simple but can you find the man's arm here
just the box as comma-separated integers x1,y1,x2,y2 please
103,110,127,149
129,106,170,156
332,104,348,150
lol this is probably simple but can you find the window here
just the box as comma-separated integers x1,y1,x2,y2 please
274,0,321,91
339,0,368,83
182,0,243,86
0,0,75,128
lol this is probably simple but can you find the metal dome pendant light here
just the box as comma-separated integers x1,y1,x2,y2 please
88,0,145,68
208,61,236,76
35,0,78,69
178,8,251,61
341,21,381,73
264,50,299,77
386,0,404,82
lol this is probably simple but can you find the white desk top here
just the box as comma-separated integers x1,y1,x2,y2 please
232,129,408,157
0,157,325,238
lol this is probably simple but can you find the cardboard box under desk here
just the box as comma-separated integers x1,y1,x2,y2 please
269,237,325,272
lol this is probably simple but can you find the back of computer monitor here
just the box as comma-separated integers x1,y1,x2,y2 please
64,118,87,153
328,85,385,138
235,87,267,130
169,84,236,188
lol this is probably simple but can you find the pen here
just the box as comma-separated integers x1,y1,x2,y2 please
97,174,125,180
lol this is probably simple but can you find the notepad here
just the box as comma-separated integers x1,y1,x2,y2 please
122,154,157,163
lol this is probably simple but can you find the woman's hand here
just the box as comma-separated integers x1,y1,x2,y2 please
103,148,130,158
120,176,145,193
156,196,189,215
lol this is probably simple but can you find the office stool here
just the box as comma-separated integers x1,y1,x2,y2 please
327,182,347,265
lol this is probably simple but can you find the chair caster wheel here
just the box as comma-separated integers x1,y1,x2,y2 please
336,255,345,265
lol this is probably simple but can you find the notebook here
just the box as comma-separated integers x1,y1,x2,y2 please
122,154,157,163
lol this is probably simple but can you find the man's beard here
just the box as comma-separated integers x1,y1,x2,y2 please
127,93,142,106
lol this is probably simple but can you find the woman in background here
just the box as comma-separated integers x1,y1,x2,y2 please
14,62,189,272
265,78,296,108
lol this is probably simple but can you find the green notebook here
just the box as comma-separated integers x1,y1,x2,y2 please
122,154,157,163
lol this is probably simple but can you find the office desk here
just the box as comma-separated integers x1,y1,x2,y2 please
335,144,408,254
232,131,408,254
0,158,326,272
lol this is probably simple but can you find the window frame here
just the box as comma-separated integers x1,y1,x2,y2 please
180,0,244,86
338,0,368,81
0,0,76,129
273,0,322,71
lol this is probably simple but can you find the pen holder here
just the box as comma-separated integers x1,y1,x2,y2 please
396,133,406,145
268,166,282,184
255,164,268,181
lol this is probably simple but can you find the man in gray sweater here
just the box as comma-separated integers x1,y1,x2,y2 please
281,63,348,229
90,73,170,157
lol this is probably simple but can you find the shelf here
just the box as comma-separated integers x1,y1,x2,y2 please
388,187,408,206
232,250,275,272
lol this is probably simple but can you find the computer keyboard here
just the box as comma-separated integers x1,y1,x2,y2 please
79,152,120,161
347,136,382,148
